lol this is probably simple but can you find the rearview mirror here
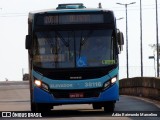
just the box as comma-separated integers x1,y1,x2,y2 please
117,30,124,51
25,35,32,49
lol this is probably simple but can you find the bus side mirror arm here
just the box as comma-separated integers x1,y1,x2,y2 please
25,35,32,49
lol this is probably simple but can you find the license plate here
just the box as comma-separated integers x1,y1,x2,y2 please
69,92,84,98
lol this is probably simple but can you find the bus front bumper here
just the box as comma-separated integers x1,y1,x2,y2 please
32,83,119,104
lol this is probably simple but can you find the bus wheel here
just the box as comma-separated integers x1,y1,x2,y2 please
92,104,102,109
104,102,115,113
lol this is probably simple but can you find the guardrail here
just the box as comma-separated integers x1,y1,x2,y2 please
0,81,29,85
119,77,160,100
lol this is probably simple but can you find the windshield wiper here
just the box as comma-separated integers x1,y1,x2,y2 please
79,30,93,58
80,30,93,46
55,31,69,47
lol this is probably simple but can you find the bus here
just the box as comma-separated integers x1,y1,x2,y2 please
25,3,124,112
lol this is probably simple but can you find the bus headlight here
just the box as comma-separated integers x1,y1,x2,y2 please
103,81,110,89
111,77,117,84
34,80,49,92
42,82,49,91
34,80,42,87
103,77,117,90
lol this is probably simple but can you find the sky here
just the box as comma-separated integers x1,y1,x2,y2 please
0,0,159,81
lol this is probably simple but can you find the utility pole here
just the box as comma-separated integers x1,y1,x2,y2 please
140,0,143,77
116,2,136,78
155,0,159,77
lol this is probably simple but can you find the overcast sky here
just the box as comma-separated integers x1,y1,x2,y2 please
0,0,159,81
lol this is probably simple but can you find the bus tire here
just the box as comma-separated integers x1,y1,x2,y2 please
104,102,115,113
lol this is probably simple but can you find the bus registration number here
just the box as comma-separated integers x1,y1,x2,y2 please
69,93,84,98
85,82,102,88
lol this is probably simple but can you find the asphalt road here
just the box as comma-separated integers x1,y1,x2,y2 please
0,81,159,120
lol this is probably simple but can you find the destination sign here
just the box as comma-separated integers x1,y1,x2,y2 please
36,14,104,25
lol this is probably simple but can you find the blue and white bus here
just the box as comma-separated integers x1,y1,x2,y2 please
25,3,124,112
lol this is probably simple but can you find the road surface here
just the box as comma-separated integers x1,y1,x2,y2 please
0,81,159,120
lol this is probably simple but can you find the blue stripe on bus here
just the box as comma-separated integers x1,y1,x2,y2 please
32,67,118,90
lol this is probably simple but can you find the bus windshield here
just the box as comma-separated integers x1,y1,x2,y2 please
32,29,115,68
